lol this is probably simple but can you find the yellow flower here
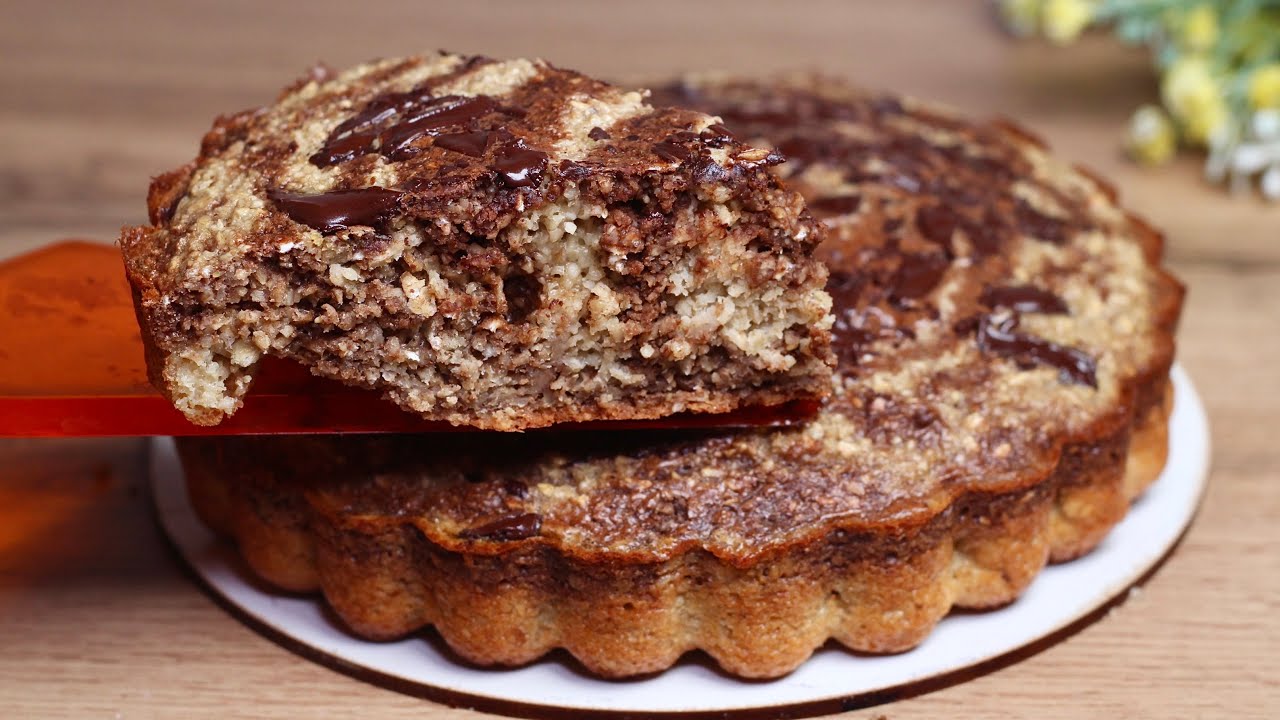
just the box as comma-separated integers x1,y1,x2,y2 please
1162,57,1229,145
1126,105,1177,165
1179,5,1219,52
1000,0,1043,37
1248,64,1280,109
1041,0,1094,45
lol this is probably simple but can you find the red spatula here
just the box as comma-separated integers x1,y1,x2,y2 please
0,241,817,437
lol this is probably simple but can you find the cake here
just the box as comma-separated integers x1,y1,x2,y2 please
119,53,833,431
174,76,1184,679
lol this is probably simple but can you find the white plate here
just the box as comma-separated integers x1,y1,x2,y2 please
151,364,1210,716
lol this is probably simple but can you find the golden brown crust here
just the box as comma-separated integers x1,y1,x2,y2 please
178,389,1170,678
175,76,1184,678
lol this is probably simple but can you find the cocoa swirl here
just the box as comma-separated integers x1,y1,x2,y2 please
292,56,785,217
655,79,1100,387
976,314,1097,387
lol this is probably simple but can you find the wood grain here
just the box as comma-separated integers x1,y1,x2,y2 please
1,1,1277,717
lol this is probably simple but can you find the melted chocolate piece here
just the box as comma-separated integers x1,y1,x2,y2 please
891,253,950,303
653,140,692,163
809,194,862,216
702,123,736,145
694,159,732,184
491,135,547,187
311,132,376,167
378,95,502,161
775,135,826,171
1014,198,1070,244
458,512,542,541
267,187,402,232
556,159,595,182
979,285,1068,315
434,130,491,157
915,204,959,249
826,267,866,312
831,320,873,368
976,314,1096,387
502,271,541,322
587,126,611,141
312,91,509,167
826,268,880,368
312,86,437,166
329,90,415,139
965,210,1007,258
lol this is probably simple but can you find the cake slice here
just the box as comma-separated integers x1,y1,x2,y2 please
120,53,832,431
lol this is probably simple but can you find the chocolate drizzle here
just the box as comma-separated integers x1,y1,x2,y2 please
458,512,542,541
267,187,403,232
311,93,510,166
976,314,1097,387
310,79,553,189
649,125,746,168
972,286,1087,385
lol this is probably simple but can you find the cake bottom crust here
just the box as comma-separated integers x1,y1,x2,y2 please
178,377,1172,679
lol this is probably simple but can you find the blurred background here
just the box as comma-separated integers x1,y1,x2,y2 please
5,0,1277,262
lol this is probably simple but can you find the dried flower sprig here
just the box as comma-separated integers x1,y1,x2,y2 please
999,0,1280,200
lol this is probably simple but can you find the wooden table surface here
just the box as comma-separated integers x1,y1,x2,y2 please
2,1,1277,717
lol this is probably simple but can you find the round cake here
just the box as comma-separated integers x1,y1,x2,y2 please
178,75,1184,679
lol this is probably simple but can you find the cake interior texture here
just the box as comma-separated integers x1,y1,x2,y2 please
120,53,832,431
173,76,1184,679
